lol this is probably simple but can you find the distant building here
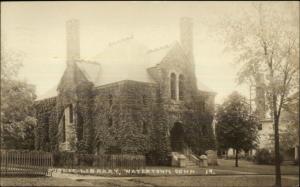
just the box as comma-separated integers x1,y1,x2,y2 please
225,74,299,161
34,18,216,156
251,73,298,161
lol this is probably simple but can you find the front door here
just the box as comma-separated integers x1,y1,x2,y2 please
170,122,185,152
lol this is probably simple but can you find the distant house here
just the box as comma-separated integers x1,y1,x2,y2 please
34,18,216,156
224,75,299,162
256,92,299,161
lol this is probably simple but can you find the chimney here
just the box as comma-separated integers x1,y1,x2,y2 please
180,17,194,63
66,19,80,65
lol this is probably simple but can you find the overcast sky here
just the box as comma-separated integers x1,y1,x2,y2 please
1,1,297,104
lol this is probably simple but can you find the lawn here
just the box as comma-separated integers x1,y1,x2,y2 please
211,159,299,175
0,159,298,186
129,175,299,187
1,175,298,187
0,177,93,186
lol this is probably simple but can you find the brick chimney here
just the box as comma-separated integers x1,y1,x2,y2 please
180,17,194,63
66,19,80,65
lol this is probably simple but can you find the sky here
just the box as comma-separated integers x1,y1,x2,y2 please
1,1,297,104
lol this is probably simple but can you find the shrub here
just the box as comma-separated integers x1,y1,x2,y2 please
77,154,94,166
225,155,236,160
254,149,283,165
52,152,146,168
53,151,75,167
145,151,171,166
244,155,254,161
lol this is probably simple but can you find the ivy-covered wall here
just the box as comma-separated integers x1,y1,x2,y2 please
34,46,216,157
149,42,216,155
92,80,158,155
34,97,57,151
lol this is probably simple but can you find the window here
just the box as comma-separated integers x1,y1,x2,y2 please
258,123,262,131
202,125,207,134
69,104,73,123
62,115,66,142
201,100,206,112
45,116,50,142
142,95,147,105
170,73,177,100
179,74,184,100
77,113,83,141
108,117,113,127
142,121,148,134
109,94,113,106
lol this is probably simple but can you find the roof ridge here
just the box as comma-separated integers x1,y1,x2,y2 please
76,60,100,65
147,44,171,54
108,35,134,47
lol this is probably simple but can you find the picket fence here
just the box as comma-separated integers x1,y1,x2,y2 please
0,150,53,176
0,150,146,176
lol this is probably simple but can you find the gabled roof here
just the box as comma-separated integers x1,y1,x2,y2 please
146,41,183,68
37,38,215,100
92,37,155,86
76,60,101,84
147,43,174,68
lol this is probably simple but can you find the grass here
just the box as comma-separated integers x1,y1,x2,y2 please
211,159,299,175
129,175,299,187
1,175,299,187
0,177,93,186
0,159,298,186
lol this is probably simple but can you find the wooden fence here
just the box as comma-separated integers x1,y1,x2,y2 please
0,150,53,176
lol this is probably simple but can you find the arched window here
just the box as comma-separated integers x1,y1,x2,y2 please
69,104,73,123
109,94,113,106
170,73,177,100
179,74,184,100
45,116,50,143
62,115,66,142
201,100,206,112
108,117,113,127
142,121,148,134
202,125,207,135
142,95,147,105
77,113,83,141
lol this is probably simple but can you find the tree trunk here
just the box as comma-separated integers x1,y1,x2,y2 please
274,118,281,187
235,149,239,167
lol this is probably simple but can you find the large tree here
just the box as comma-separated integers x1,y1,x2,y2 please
216,92,259,167
1,47,37,150
220,2,299,186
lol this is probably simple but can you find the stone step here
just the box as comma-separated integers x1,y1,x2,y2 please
186,162,196,165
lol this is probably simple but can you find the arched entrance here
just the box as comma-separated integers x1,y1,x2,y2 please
170,122,185,152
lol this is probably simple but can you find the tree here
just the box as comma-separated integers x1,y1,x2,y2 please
1,47,37,150
220,2,299,186
279,92,299,155
216,92,259,167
